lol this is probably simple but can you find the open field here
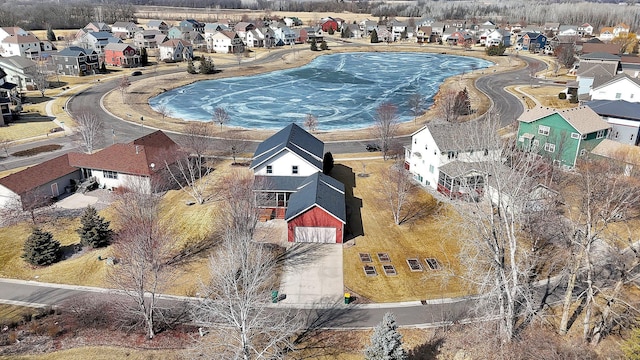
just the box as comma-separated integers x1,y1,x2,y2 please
5,347,184,360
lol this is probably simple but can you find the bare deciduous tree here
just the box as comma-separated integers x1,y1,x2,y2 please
304,114,318,132
219,131,249,165
444,116,550,343
107,180,174,340
378,161,417,225
217,169,265,239
118,75,130,103
555,45,576,69
30,63,49,97
436,90,463,123
528,61,541,87
213,107,229,132
191,226,303,360
557,156,640,342
408,93,425,123
155,104,172,121
166,122,215,205
373,102,399,160
0,136,11,157
74,112,103,153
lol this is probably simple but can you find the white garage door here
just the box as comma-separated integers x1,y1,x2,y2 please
294,227,336,243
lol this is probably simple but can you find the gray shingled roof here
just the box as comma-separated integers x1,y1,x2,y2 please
518,106,610,134
580,52,621,61
250,123,324,171
584,99,640,121
55,46,94,57
254,175,305,192
425,121,495,152
284,172,346,223
0,55,36,70
592,72,640,90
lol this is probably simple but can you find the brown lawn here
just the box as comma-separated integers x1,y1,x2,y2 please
335,159,468,303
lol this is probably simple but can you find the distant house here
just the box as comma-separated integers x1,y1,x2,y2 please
585,99,640,145
0,34,41,59
0,68,17,126
283,17,303,27
75,31,122,54
359,19,377,37
516,106,611,168
178,19,205,33
68,130,182,192
543,22,560,33
599,27,615,42
204,23,230,38
405,121,501,201
184,31,205,48
167,27,184,40
517,32,546,52
158,39,193,62
104,43,140,67
342,24,362,39
233,22,256,42
133,30,167,49
575,52,622,99
50,46,99,76
589,73,640,103
0,27,30,42
111,21,141,39
486,29,511,47
297,27,323,44
578,23,594,36
582,39,620,56
246,28,275,48
0,154,81,210
270,24,296,45
558,25,578,37
146,20,169,34
416,26,433,44
447,30,473,46
83,22,111,33
0,55,37,90
320,18,338,32
389,19,409,41
207,31,244,54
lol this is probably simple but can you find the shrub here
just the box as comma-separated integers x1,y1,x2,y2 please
485,44,506,56
559,92,567,99
22,228,60,266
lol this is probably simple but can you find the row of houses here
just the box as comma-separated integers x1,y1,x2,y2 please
0,125,347,244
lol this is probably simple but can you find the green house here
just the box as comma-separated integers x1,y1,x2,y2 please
516,106,611,168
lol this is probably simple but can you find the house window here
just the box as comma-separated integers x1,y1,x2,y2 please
104,170,118,179
615,93,622,99
570,132,580,139
544,143,556,153
596,130,606,139
292,165,298,174
266,165,272,174
429,165,434,173
538,125,550,136
414,138,417,144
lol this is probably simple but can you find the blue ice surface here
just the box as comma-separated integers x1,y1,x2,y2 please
149,52,493,131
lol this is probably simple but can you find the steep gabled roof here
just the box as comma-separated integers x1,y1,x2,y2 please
104,42,136,52
250,123,323,171
585,99,640,121
68,130,181,176
0,154,78,195
425,121,495,152
581,52,621,61
2,34,39,44
0,55,36,70
517,106,610,134
55,46,96,57
592,72,640,90
284,172,346,223
159,38,192,48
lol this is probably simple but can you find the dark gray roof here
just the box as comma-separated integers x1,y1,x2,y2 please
250,123,324,171
439,161,491,178
254,175,304,192
593,72,640,90
284,172,346,223
55,46,95,57
585,100,640,121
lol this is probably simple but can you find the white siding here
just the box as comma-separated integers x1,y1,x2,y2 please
0,184,19,209
91,170,151,192
254,150,320,177
591,79,640,103
408,127,441,189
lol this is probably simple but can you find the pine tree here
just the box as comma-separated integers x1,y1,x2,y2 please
371,29,379,43
186,59,197,74
47,27,56,42
454,87,471,115
140,47,148,66
310,38,318,51
323,152,334,174
364,312,407,360
77,206,113,248
320,40,328,51
22,228,60,266
100,62,107,73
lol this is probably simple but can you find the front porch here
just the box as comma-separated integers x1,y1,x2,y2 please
437,162,486,201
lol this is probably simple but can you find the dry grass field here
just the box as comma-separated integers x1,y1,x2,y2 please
336,159,468,302
6,347,184,360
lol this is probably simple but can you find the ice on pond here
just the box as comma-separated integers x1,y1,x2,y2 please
149,52,492,130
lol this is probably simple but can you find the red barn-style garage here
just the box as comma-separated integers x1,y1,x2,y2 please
285,172,346,243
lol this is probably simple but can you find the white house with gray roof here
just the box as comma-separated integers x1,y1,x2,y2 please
405,120,501,200
0,56,36,90
590,73,640,103
586,99,640,145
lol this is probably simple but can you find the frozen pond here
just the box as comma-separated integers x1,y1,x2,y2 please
149,52,493,130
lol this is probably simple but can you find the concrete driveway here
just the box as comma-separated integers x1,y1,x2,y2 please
278,243,344,305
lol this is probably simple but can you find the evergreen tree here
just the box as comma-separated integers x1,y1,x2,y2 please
371,29,379,43
310,38,318,51
323,152,334,174
22,228,60,266
343,26,352,39
77,206,113,248
454,87,471,115
47,27,56,42
100,62,107,73
320,40,328,50
364,312,407,360
186,59,197,74
400,28,407,40
199,57,215,74
328,27,335,35
139,47,148,66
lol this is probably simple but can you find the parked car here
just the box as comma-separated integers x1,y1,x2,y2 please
131,70,142,76
365,143,381,152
